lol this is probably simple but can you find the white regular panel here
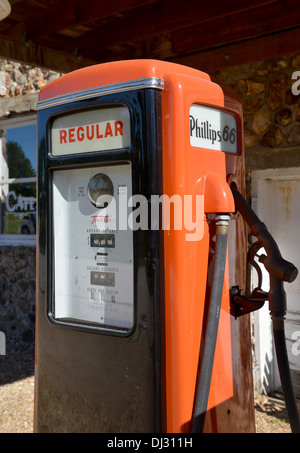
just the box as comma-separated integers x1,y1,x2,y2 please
51,106,131,156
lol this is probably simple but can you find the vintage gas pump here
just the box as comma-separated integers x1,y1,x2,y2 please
35,60,258,433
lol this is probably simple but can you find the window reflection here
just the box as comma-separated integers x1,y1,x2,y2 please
0,123,36,235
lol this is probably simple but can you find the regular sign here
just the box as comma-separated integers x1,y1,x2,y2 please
51,106,131,156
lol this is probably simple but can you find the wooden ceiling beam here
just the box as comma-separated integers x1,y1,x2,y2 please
0,34,98,73
6,0,76,39
69,0,278,56
172,0,300,56
6,0,156,40
81,0,300,66
0,0,299,75
0,26,299,75
72,0,156,25
173,27,300,73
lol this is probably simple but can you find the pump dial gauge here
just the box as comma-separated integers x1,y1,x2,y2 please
88,173,114,208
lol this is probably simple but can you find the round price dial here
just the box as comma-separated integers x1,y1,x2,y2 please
88,173,114,208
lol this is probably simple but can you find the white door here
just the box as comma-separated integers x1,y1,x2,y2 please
251,168,300,397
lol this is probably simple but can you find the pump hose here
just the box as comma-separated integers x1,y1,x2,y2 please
230,183,300,434
273,317,300,433
191,217,229,433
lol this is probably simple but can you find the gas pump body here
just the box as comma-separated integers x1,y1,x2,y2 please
35,60,255,433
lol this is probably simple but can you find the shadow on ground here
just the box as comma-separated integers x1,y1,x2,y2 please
0,338,35,385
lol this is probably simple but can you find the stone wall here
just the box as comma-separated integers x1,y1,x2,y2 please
213,53,300,173
0,59,61,119
0,246,36,341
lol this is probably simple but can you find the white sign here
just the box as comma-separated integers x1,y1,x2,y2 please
189,105,238,153
52,165,134,331
51,106,131,156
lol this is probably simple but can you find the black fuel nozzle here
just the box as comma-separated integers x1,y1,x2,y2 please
230,182,300,433
230,183,298,284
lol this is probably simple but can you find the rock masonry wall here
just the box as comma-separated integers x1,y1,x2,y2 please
213,53,300,172
0,246,36,341
0,59,61,118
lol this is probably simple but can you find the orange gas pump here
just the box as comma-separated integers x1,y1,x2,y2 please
34,59,297,434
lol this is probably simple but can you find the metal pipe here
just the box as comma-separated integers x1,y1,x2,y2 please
191,215,230,433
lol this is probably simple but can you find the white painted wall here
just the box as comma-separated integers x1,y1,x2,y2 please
251,168,300,397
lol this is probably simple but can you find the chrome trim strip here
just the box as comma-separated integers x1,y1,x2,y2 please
37,77,165,110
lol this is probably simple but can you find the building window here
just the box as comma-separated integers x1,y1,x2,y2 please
0,115,36,245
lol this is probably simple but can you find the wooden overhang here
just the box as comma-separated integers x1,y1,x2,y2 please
0,0,299,74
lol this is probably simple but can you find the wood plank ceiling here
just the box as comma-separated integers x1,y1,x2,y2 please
0,0,299,74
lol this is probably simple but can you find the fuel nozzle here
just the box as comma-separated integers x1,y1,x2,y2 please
230,182,300,433
258,251,298,284
231,183,298,285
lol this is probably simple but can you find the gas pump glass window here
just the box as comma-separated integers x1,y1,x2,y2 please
50,106,134,333
0,120,36,237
